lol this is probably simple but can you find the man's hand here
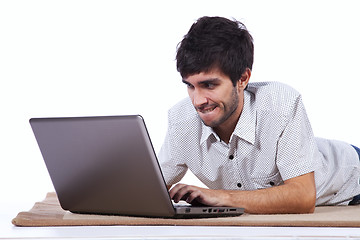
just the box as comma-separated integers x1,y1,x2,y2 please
169,184,227,206
168,172,316,214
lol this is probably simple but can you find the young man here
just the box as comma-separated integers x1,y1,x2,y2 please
158,16,360,214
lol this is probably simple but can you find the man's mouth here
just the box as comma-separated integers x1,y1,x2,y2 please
196,105,218,114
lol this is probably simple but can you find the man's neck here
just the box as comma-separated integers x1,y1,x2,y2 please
213,111,241,144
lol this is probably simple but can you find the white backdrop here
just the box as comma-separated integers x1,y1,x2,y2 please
1,0,359,207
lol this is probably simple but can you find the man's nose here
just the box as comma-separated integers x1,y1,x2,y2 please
192,89,208,107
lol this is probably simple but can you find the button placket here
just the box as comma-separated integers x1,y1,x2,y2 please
228,142,243,189
228,138,236,161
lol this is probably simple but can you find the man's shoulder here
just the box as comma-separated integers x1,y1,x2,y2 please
246,81,302,111
247,81,300,97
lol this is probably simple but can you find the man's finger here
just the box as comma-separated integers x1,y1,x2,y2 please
169,183,186,199
170,184,193,202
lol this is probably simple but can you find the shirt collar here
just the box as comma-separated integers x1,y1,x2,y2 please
200,90,256,145
200,124,216,144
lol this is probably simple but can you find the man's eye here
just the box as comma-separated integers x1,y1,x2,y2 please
204,83,215,89
186,83,194,89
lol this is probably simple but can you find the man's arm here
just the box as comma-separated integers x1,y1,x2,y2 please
169,172,316,214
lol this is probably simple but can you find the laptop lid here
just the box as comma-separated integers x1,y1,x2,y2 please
30,115,244,218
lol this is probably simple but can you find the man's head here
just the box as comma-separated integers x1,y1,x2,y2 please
176,16,254,87
177,17,254,139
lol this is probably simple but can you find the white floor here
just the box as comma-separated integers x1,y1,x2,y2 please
4,224,360,239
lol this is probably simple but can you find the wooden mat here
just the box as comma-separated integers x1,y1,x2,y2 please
12,192,360,227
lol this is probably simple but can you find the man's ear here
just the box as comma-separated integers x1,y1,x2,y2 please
238,68,251,91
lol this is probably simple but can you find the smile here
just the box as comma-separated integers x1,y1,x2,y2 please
197,105,218,114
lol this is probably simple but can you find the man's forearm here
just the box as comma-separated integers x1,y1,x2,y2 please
170,172,316,214
220,173,316,214
221,184,315,214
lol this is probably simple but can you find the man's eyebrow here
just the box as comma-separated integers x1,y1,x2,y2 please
199,78,221,84
182,78,221,85
182,79,191,85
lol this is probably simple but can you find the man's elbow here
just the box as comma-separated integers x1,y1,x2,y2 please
286,172,317,214
288,183,316,214
306,196,316,213
299,190,316,213
302,199,316,213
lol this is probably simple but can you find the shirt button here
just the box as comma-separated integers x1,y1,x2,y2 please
229,155,234,160
237,183,242,188
269,181,275,186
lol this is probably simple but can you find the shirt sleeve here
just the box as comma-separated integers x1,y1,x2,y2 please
158,114,188,186
276,95,318,180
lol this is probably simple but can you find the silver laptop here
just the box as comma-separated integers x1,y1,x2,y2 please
30,115,244,218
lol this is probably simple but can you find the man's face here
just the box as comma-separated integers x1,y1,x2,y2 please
182,69,244,129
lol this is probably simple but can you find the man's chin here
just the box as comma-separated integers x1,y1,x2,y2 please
197,108,221,126
198,111,233,129
200,117,221,128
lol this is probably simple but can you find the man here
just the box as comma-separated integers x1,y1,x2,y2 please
158,16,360,214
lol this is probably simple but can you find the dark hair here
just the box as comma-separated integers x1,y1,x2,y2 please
176,16,254,86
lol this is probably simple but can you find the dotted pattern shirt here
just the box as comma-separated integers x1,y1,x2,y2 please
158,82,360,206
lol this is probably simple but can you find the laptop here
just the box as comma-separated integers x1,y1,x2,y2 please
30,115,244,218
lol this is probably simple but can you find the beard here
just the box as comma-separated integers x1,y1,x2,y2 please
197,87,240,128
